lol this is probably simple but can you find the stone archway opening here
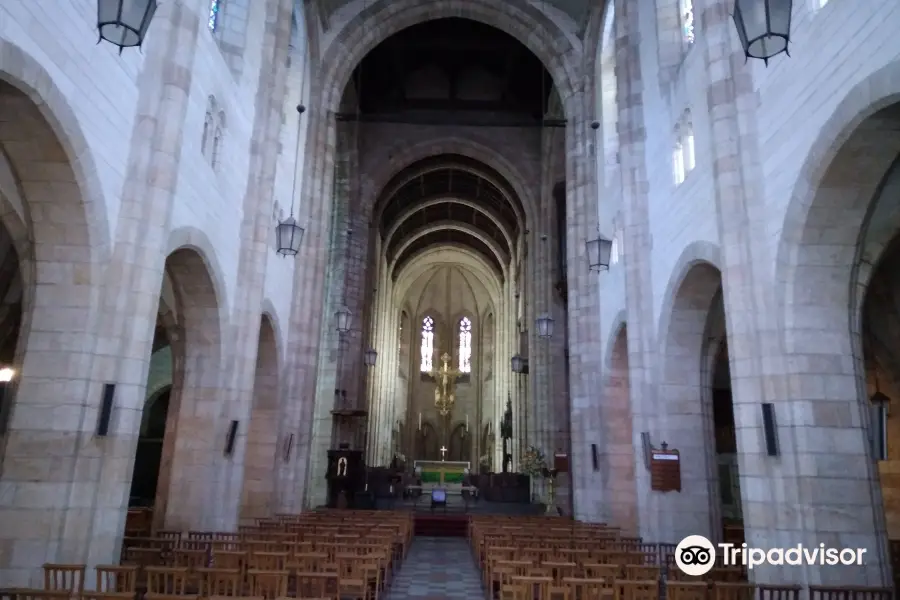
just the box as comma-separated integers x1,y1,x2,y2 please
704,291,743,547
862,205,900,580
601,323,636,534
240,314,280,524
0,220,22,440
0,69,107,585
128,383,171,508
126,248,224,532
778,93,900,585
659,261,736,543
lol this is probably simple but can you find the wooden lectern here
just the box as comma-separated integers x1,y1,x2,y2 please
326,449,365,508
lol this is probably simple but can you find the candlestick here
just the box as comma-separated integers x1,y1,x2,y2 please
465,414,469,431
418,412,422,430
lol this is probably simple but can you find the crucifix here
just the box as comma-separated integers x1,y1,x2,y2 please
439,446,448,461
430,352,462,417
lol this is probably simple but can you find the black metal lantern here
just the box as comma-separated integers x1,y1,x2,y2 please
335,306,352,334
511,354,525,374
733,0,792,65
536,313,554,339
275,217,304,256
586,232,613,272
97,0,158,53
364,347,378,367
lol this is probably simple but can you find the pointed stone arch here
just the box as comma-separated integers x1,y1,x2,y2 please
156,245,225,531
240,313,281,524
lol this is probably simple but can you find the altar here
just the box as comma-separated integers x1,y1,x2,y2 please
415,459,470,485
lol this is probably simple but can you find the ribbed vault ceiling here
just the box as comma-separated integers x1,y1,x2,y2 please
316,0,591,26
377,154,525,281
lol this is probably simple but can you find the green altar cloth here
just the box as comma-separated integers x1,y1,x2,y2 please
414,460,470,485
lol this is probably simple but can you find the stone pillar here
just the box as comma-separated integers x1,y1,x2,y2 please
564,90,604,522
277,96,337,512
615,0,660,540
304,122,353,507
699,0,888,586
215,0,292,530
0,0,202,586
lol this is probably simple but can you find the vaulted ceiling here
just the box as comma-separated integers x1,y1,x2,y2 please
376,154,525,282
316,0,591,30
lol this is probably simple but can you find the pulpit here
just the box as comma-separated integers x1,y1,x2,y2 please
326,449,365,508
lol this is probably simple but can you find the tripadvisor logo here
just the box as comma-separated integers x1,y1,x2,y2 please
675,535,867,575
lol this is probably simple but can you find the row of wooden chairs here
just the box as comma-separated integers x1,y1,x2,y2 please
3,511,413,600
469,515,894,600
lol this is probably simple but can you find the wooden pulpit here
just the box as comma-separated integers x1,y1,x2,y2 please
326,449,365,508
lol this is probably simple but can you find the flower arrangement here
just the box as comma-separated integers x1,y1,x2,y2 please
395,452,407,463
479,453,491,465
519,445,547,477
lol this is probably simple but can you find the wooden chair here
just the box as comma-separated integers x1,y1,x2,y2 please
625,565,660,581
145,566,190,596
81,594,133,600
547,583,574,600
757,585,803,600
94,565,137,593
808,586,895,600
294,573,337,600
198,568,242,596
247,570,288,598
668,581,710,600
711,582,756,600
562,578,609,600
8,590,73,600
42,564,85,595
615,580,659,600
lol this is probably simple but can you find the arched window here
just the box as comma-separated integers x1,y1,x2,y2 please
683,112,696,172
420,316,434,373
208,0,221,31
458,317,472,373
681,0,695,44
673,130,685,186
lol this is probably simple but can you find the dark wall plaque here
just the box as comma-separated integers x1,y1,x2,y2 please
554,453,569,473
650,448,681,492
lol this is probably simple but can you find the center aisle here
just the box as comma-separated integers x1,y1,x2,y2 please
386,536,485,599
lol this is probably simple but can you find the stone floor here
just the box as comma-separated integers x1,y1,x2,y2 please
385,536,484,599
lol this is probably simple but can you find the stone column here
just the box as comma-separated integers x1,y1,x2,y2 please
615,0,660,540
277,94,337,512
698,0,887,586
0,0,203,586
564,90,604,522
214,0,292,530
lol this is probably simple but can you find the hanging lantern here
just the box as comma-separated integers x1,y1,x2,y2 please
733,0,793,65
335,306,352,333
275,217,304,256
511,354,525,374
364,347,378,367
536,313,554,339
97,0,158,53
586,233,613,272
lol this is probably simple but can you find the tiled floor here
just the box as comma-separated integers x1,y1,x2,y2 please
385,536,485,599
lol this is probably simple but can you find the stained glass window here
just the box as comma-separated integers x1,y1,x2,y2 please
459,317,472,374
681,0,695,44
420,316,434,373
208,0,221,32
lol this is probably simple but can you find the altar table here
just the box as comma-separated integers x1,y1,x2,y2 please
414,459,470,484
